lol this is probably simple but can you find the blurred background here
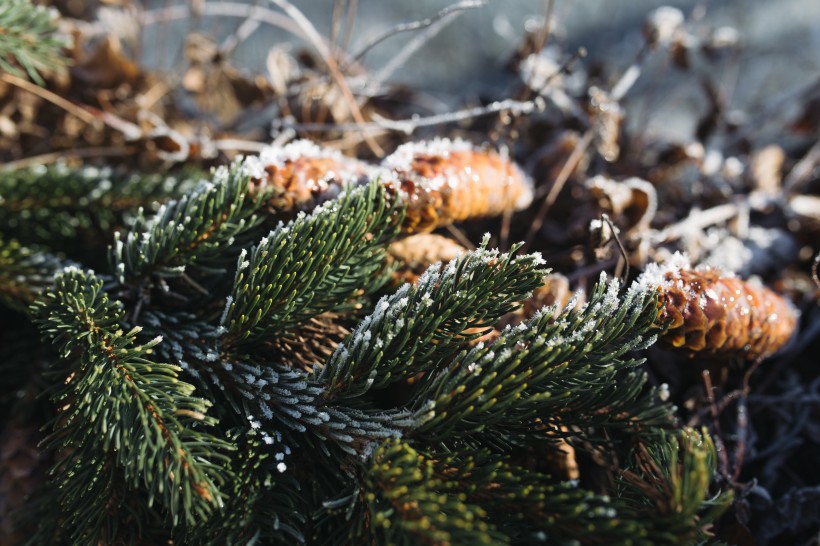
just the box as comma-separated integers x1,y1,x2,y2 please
133,0,820,142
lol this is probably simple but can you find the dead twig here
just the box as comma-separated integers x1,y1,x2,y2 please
370,1,486,89
347,0,485,67
445,224,477,251
601,214,629,285
0,146,138,172
0,73,98,126
648,203,739,243
266,0,384,156
271,97,544,134
783,139,820,193
522,129,593,252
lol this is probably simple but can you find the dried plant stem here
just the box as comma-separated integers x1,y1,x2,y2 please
0,73,97,126
522,129,593,252
0,146,138,172
272,98,543,135
783,139,820,193
267,0,384,157
649,203,738,243
348,0,485,66
370,1,486,87
444,224,476,250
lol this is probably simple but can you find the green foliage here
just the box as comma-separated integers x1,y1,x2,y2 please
223,180,400,347
413,276,673,442
30,268,232,543
360,440,502,545
0,0,67,84
182,430,305,545
616,427,733,544
0,164,202,256
1,150,731,545
110,162,264,285
318,237,547,397
0,235,63,311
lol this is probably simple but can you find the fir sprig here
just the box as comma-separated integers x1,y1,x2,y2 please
222,179,400,347
413,275,673,441
0,164,202,256
0,0,66,84
182,430,305,545
360,440,502,545
0,235,64,311
617,428,732,544
318,237,547,397
31,268,232,542
110,162,263,285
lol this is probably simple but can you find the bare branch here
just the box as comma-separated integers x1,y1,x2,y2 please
271,97,544,134
348,0,486,66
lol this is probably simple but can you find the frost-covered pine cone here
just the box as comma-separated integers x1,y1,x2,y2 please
246,140,369,212
378,138,534,233
639,254,798,359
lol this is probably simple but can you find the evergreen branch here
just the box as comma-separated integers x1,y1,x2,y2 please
208,359,415,457
182,429,305,545
31,268,232,540
0,235,64,311
615,428,733,544
359,439,504,545
0,164,202,254
0,0,66,85
430,450,649,545
222,179,399,347
110,161,263,285
318,237,547,397
140,310,415,459
413,275,673,441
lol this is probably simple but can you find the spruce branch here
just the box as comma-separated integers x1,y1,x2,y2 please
0,0,66,85
110,161,264,285
0,235,64,312
617,428,733,544
413,274,673,441
182,430,304,546
201,358,414,457
429,450,651,545
31,268,232,540
318,237,547,397
0,164,202,255
359,439,503,545
222,179,400,347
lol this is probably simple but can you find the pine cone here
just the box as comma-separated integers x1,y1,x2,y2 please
246,140,369,212
387,233,467,285
640,254,798,359
380,138,534,233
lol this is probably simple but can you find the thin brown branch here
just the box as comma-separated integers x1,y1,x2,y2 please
0,73,98,126
347,0,486,66
271,97,544,134
267,0,384,156
522,129,593,252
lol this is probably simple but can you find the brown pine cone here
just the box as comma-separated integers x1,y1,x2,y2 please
379,138,534,233
246,140,369,212
639,254,798,359
387,233,467,285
